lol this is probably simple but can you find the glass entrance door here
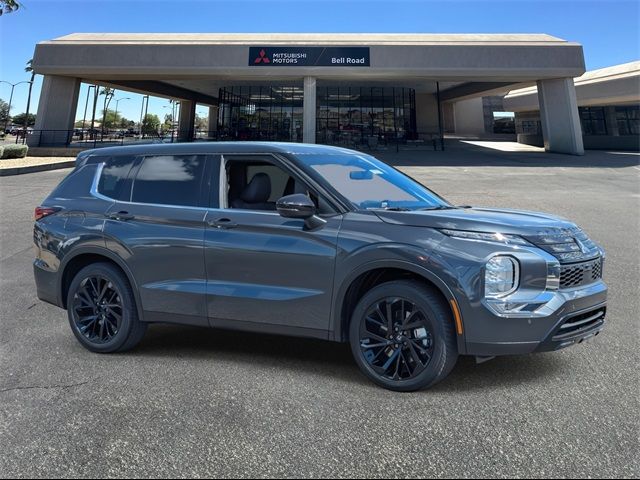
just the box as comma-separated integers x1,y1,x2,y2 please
217,86,304,142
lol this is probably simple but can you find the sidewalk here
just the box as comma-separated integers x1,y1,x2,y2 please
0,156,75,176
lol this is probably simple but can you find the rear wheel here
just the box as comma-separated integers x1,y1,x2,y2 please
66,262,146,353
349,280,458,392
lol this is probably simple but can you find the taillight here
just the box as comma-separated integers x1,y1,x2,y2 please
34,206,60,221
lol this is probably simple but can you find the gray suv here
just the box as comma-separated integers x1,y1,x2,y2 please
33,143,607,391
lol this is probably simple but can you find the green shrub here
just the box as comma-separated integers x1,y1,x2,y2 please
1,144,28,159
0,146,4,158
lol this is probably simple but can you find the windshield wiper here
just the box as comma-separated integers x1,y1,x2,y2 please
419,205,457,211
368,206,412,211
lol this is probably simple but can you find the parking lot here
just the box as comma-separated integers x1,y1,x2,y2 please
1,143,638,478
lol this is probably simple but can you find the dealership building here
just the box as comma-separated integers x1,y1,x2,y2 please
31,33,591,154
504,61,639,151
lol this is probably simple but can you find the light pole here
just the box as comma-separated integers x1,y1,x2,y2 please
81,85,96,136
113,97,130,131
139,95,149,138
1,80,32,133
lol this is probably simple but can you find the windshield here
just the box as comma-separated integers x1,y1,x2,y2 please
299,153,450,211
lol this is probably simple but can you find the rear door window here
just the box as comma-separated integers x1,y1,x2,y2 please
131,155,207,207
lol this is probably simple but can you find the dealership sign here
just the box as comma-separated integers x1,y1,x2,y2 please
249,47,370,67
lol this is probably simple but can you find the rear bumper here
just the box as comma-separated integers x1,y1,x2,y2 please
464,280,607,356
34,259,62,307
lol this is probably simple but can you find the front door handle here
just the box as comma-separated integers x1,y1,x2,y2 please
208,218,238,229
107,211,135,221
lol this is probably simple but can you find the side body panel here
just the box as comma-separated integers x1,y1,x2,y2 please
103,202,208,327
204,210,341,336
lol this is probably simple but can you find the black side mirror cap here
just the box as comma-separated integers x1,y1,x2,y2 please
276,194,316,219
276,193,327,231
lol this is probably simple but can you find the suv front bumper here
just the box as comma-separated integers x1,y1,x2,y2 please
463,280,607,356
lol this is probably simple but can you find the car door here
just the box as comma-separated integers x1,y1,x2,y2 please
103,153,214,327
204,154,342,336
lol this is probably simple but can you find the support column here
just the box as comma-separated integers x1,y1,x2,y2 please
178,100,196,142
303,77,316,144
29,75,81,147
537,78,584,155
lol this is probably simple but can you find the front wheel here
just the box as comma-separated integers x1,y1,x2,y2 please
349,280,458,392
66,262,146,353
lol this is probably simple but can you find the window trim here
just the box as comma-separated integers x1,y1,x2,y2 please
91,161,212,212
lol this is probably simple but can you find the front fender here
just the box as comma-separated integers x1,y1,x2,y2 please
330,243,467,353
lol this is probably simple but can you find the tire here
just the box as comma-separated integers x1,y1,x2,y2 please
349,280,458,392
66,262,146,353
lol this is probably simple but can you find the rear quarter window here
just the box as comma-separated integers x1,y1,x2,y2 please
97,156,137,200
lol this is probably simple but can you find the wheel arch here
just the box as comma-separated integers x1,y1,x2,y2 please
331,260,466,353
58,246,145,323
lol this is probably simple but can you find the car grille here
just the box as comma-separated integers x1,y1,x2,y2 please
560,257,603,289
552,306,606,341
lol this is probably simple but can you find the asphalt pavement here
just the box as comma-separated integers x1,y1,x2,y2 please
1,144,638,478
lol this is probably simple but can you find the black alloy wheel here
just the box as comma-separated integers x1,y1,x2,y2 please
349,280,458,392
67,262,147,353
71,275,122,344
359,297,434,381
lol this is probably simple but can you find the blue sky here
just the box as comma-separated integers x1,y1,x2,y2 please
1,0,638,123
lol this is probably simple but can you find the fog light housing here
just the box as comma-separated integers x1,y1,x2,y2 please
485,255,519,298
546,260,561,291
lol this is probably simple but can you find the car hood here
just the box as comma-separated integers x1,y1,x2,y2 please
373,207,576,235
374,207,602,262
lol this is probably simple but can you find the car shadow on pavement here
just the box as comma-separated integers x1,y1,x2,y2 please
134,324,566,392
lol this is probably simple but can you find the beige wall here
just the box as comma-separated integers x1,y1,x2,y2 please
415,93,439,133
453,97,485,135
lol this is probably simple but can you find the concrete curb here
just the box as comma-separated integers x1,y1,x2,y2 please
0,161,75,176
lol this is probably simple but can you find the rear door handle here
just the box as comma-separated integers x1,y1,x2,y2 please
207,218,238,229
107,211,135,221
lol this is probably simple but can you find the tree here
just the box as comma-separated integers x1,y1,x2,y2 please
24,59,36,131
101,109,122,130
141,113,161,135
195,113,208,131
0,99,9,126
11,112,36,127
162,113,174,134
99,87,115,133
0,0,20,15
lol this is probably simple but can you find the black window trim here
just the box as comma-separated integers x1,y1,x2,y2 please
90,156,213,212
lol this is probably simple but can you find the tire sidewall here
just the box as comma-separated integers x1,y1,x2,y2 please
67,263,136,353
349,282,452,392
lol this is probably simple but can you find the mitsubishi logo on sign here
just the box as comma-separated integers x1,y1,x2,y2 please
254,49,270,64
249,46,370,67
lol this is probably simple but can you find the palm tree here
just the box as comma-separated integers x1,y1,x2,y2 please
1,1,20,16
23,59,35,136
99,87,115,135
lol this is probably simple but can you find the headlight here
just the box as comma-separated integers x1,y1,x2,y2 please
485,255,519,298
441,229,531,246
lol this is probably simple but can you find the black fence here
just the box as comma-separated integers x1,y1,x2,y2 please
14,129,445,152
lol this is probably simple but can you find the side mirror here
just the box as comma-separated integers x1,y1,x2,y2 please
276,193,327,231
276,193,316,219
